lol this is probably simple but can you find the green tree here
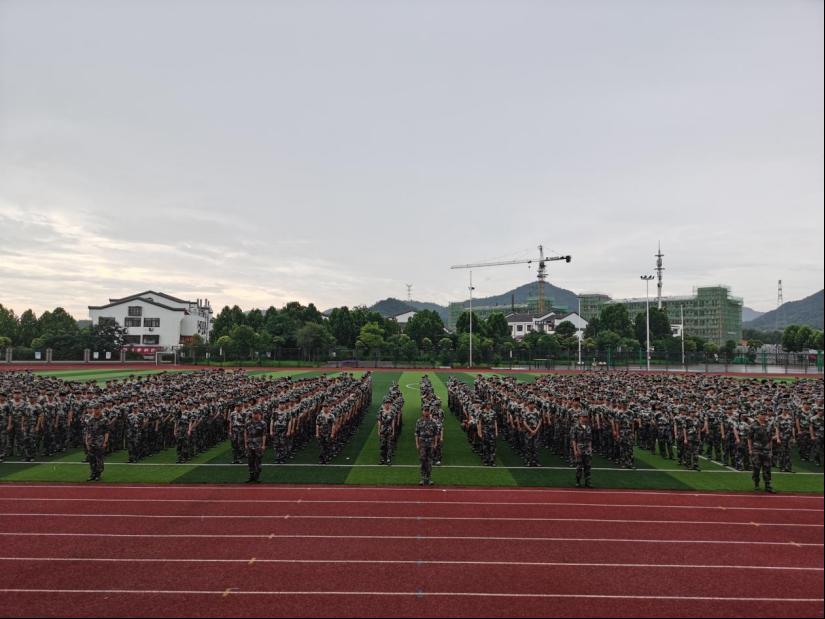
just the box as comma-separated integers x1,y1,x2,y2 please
634,308,671,346
437,337,453,364
0,304,17,341
599,304,633,338
484,312,511,343
723,340,737,361
89,321,126,352
795,326,814,351
229,325,258,359
328,306,357,348
583,316,601,339
212,306,240,340
355,322,385,356
405,310,446,346
0,335,12,349
555,321,577,338
17,309,39,347
38,307,78,338
456,333,483,364
782,325,800,352
704,342,719,357
596,329,622,351
246,308,264,332
456,311,485,336
296,322,335,359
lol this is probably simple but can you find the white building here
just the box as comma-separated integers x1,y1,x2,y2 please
393,310,417,328
89,291,213,353
506,311,587,340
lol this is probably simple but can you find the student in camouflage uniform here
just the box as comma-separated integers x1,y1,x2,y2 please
378,401,397,465
749,411,778,493
415,407,439,486
522,401,542,467
810,408,823,466
244,409,267,483
316,405,334,464
571,412,593,488
776,407,796,472
654,404,673,460
228,403,245,464
126,406,145,463
478,401,498,466
0,392,9,462
683,409,702,471
174,409,192,464
84,403,109,481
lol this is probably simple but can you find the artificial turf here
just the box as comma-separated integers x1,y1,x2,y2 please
0,369,822,492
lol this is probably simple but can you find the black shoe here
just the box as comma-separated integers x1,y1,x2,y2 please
86,476,96,482
575,482,581,488
245,478,254,483
427,480,434,486
765,487,777,494
585,483,593,488
419,480,425,486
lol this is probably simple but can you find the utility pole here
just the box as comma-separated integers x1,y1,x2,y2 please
681,305,685,367
641,275,654,371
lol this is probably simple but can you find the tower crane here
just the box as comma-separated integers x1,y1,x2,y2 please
451,245,571,315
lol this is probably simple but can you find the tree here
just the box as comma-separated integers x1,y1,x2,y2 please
456,333,483,364
0,335,12,349
583,316,601,339
215,335,232,356
0,304,17,341
599,304,633,338
37,307,78,338
782,325,800,352
328,307,357,348
17,309,39,347
246,308,264,332
723,340,737,361
555,321,577,338
296,322,335,359
456,311,485,336
795,326,814,351
484,312,511,343
212,306,240,340
355,322,385,356
405,310,446,346
88,321,126,352
634,308,671,346
437,337,453,364
596,329,622,351
704,342,719,357
229,325,258,359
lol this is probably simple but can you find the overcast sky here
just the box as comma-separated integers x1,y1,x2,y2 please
1,0,823,319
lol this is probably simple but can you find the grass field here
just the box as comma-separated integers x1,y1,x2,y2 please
0,368,822,493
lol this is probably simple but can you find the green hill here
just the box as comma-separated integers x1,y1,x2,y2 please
745,289,823,331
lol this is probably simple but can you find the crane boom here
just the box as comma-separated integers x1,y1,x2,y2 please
450,246,571,315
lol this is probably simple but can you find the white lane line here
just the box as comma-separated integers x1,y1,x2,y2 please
0,557,820,571
0,513,819,527
1,532,819,546
2,461,822,473
2,483,821,501
0,589,821,603
0,497,817,513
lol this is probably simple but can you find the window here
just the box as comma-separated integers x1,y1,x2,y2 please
128,306,142,317
517,325,523,332
142,335,160,345
144,318,160,328
124,335,141,345
124,317,141,328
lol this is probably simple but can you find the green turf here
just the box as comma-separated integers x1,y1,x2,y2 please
0,369,821,493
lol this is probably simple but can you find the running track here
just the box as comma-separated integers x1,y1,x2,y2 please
0,484,822,617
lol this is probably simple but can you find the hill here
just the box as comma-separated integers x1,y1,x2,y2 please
745,290,824,331
742,307,765,322
454,281,580,313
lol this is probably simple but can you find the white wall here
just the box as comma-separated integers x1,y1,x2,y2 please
90,299,183,349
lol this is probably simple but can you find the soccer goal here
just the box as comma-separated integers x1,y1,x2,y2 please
154,351,178,365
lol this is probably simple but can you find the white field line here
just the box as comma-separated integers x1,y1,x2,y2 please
0,512,820,527
0,497,820,513
0,589,822,603
0,556,820,572
0,531,820,546
1,483,821,501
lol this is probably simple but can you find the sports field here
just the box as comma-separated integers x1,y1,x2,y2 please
1,368,822,493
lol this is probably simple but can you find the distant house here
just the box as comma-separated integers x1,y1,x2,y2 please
393,310,417,328
506,311,587,340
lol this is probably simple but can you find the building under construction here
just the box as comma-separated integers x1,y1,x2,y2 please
578,286,743,347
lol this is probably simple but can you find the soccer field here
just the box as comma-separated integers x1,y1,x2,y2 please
0,369,822,493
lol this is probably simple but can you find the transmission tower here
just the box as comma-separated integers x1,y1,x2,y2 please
776,280,783,331
406,284,413,303
655,242,664,310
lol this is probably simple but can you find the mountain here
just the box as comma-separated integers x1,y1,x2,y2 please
453,281,580,314
745,290,824,331
370,298,416,318
741,307,765,323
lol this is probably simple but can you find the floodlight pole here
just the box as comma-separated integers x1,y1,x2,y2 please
681,305,686,367
577,296,582,367
641,275,654,371
469,270,474,369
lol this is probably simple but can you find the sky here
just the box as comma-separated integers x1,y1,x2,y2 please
1,0,823,319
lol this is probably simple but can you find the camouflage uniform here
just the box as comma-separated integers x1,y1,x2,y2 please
245,417,267,482
776,413,795,472
750,419,775,492
415,416,439,485
84,414,109,480
571,421,593,487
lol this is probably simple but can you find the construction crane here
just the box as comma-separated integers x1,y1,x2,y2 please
451,245,571,315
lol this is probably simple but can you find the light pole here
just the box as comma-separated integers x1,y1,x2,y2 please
577,296,582,367
468,270,475,369
641,275,654,371
680,305,686,367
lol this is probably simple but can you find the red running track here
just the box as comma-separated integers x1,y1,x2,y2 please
0,484,822,618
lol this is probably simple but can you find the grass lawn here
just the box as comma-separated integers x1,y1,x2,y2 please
0,369,821,493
